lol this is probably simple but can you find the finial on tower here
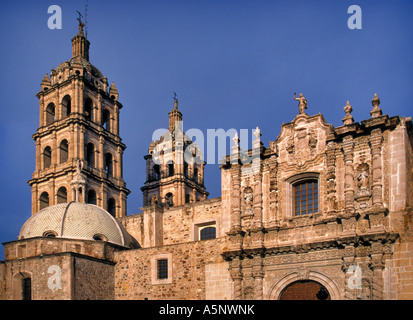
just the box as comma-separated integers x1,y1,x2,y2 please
173,91,178,109
72,10,90,61
76,10,85,34
342,101,354,125
370,93,382,118
168,92,182,132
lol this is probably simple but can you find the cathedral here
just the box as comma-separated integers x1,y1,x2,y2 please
0,19,412,301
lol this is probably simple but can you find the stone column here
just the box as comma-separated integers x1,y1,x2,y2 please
116,146,123,180
253,173,263,228
73,124,79,159
31,185,38,215
35,139,41,172
51,131,57,169
252,256,264,300
370,242,384,300
97,93,102,125
326,141,337,213
230,165,242,231
342,246,357,300
370,129,383,207
268,155,278,224
79,80,84,115
73,78,79,115
114,103,119,136
342,136,355,211
119,190,127,218
100,183,108,210
79,126,85,160
69,124,75,162
230,257,242,300
199,163,204,185
39,96,45,127
98,136,104,172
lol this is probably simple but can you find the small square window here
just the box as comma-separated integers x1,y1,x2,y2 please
151,254,172,285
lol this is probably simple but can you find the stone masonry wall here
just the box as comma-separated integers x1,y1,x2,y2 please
73,255,115,300
0,253,73,300
114,236,231,300
118,197,223,248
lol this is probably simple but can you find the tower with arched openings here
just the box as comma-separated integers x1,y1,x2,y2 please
28,20,129,218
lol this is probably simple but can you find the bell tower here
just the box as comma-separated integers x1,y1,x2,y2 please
141,96,209,207
28,18,130,217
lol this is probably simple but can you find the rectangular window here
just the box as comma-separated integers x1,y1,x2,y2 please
157,259,168,280
151,254,172,285
294,180,318,216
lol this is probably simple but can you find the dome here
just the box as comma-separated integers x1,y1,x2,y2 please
19,202,137,248
56,56,105,80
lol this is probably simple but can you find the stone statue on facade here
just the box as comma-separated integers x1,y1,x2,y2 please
357,170,369,191
75,159,83,177
294,92,308,114
243,189,253,217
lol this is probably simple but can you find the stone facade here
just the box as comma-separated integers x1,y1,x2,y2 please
0,21,412,301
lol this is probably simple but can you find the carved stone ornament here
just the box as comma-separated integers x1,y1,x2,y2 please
370,93,382,118
308,131,317,149
342,101,354,125
296,267,310,280
286,137,294,154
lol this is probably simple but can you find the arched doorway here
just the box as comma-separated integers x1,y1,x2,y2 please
279,280,330,300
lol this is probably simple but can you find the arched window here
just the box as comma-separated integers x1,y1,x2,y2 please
43,146,52,169
39,192,49,210
193,167,198,183
165,193,174,207
61,95,71,118
105,153,113,176
153,164,160,181
45,103,55,125
43,230,57,238
107,198,116,217
86,143,95,167
184,162,188,177
84,97,93,121
102,109,110,131
293,180,318,216
93,234,107,241
151,194,159,205
200,226,216,240
59,140,69,164
87,189,97,205
56,186,67,204
22,277,32,300
168,162,174,177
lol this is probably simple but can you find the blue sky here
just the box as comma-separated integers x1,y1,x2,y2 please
0,0,412,259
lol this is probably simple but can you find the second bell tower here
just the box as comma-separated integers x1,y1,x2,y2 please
141,97,209,208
